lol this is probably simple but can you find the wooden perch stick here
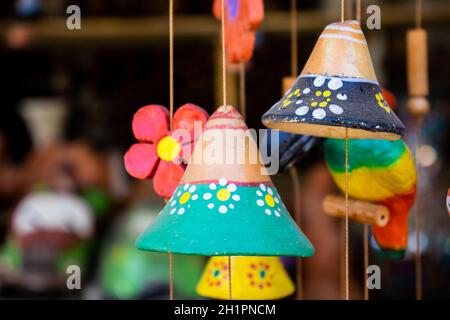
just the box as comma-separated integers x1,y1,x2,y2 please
323,195,390,227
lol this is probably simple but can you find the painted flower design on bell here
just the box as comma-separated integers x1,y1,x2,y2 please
375,92,391,113
203,178,240,214
167,183,200,215
281,88,302,108
247,261,274,289
255,184,282,217
293,76,346,120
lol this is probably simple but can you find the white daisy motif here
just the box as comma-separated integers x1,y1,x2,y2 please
293,76,347,120
169,183,199,215
204,178,240,214
255,184,282,217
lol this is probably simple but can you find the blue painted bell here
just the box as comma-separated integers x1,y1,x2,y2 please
262,20,406,140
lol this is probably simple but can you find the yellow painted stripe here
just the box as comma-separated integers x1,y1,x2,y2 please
330,150,416,201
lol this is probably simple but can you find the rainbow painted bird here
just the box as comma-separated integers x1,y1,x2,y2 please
323,138,416,259
323,90,416,259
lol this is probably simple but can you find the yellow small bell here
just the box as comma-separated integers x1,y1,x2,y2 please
196,256,295,300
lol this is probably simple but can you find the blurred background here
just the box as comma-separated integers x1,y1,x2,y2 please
0,0,448,299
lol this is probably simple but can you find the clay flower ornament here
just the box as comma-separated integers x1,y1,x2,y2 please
213,0,264,63
124,104,209,199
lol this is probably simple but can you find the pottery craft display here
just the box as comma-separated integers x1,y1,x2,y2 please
136,105,314,257
124,103,209,199
213,0,264,64
262,20,406,141
196,256,294,300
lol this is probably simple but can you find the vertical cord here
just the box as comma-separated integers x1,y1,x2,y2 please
290,0,302,299
290,0,298,77
416,0,422,29
415,117,423,300
221,0,232,300
169,0,174,131
341,0,345,22
239,62,246,118
221,0,227,107
168,0,175,301
363,224,369,300
356,0,361,22
228,256,233,300
290,166,303,299
344,127,349,300
414,0,423,301
358,0,365,299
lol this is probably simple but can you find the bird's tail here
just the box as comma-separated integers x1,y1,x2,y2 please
372,186,417,259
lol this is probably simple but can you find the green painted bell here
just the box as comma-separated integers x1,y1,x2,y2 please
136,105,314,257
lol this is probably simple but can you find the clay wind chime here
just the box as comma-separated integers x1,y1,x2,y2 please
196,0,299,301
132,0,313,301
406,0,429,301
136,105,314,299
262,3,407,299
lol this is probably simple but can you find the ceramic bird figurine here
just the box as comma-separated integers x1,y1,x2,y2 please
323,90,416,259
324,138,416,259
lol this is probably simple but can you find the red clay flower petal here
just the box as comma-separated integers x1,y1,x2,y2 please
153,161,185,199
124,143,159,179
173,103,208,142
132,105,169,143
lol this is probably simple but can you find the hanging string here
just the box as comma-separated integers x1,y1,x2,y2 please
228,255,233,300
290,0,298,77
288,0,303,300
354,0,367,301
363,224,369,300
221,0,227,107
341,0,345,22
220,0,232,300
356,0,361,23
239,62,246,118
344,127,350,300
415,117,423,300
415,0,422,29
168,0,175,300
169,0,174,130
414,0,424,301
